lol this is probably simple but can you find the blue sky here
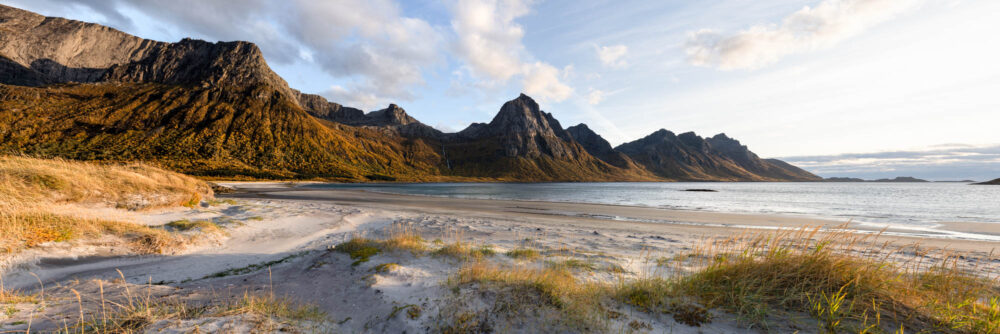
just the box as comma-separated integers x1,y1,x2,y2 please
5,0,999,179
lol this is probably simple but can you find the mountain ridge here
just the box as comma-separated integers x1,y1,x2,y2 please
0,4,817,182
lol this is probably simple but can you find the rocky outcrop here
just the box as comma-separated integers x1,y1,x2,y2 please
566,124,636,169
293,90,366,123
615,129,819,181
457,94,577,159
0,4,295,97
295,95,442,138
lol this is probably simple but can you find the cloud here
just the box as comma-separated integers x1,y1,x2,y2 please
450,0,573,102
22,0,443,106
321,85,380,110
779,144,1000,180
521,62,573,102
450,0,530,81
595,44,628,67
585,89,605,105
686,0,923,70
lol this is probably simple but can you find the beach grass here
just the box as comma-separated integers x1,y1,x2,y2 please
440,227,999,333
72,274,325,333
0,156,212,257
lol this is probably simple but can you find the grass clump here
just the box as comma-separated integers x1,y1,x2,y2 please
374,263,400,273
445,262,609,332
547,259,597,272
433,242,472,260
0,284,38,305
505,248,541,260
334,237,382,266
333,225,428,266
432,242,498,261
164,219,221,233
224,292,327,323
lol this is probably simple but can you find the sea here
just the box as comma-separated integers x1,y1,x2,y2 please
307,182,1000,226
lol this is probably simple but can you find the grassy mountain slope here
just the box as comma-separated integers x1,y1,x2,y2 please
0,83,451,180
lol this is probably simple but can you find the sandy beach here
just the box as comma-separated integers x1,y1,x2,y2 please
2,182,999,333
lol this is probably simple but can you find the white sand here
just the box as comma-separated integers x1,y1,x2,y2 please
2,182,998,333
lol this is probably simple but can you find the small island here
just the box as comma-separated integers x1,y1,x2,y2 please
975,178,1000,185
823,176,929,182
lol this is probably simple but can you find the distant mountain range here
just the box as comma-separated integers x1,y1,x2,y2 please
823,176,930,183
0,5,818,182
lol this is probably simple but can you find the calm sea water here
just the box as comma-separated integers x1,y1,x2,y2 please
308,182,1000,226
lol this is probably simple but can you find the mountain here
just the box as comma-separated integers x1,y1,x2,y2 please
0,4,446,180
870,177,929,183
974,178,1000,185
295,91,442,139
824,176,931,182
440,94,648,181
565,124,642,169
0,5,816,182
823,177,867,182
615,130,819,181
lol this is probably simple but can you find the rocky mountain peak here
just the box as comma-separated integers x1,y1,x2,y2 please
566,123,639,169
486,93,562,136
367,104,417,126
455,94,578,158
567,124,612,154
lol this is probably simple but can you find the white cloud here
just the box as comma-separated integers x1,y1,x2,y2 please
595,44,628,67
686,0,923,70
521,62,573,102
585,89,605,105
288,0,443,101
450,0,530,81
450,0,573,102
322,85,380,110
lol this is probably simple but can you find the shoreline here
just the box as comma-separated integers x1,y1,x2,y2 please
222,182,1000,250
4,181,999,332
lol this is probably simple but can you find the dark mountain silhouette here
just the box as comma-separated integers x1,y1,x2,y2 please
974,178,1000,185
615,130,819,181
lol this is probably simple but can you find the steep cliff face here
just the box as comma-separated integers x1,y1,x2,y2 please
615,130,819,181
565,124,640,169
293,90,367,124
439,94,648,181
457,94,577,158
0,5,296,98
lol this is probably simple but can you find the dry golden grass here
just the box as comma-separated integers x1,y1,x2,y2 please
445,261,610,332
0,208,178,255
0,156,213,256
68,273,325,333
0,156,211,209
439,227,1000,333
0,277,38,304
621,226,1000,333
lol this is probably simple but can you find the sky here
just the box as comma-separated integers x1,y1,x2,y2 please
4,0,999,180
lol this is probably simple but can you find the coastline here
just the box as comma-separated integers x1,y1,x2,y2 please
226,182,1000,248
